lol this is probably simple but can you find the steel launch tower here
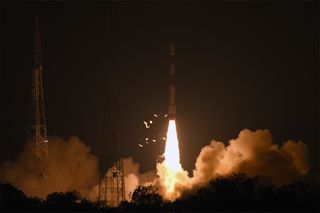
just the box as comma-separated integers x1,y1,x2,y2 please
101,61,125,206
98,8,125,207
27,16,49,178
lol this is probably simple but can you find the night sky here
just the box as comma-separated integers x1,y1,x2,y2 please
1,2,318,175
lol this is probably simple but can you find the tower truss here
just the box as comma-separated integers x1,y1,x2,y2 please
27,16,49,178
98,8,125,206
99,159,125,207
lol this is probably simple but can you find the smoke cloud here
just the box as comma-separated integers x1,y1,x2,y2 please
123,157,157,200
1,129,311,202
1,135,99,199
192,129,310,186
155,129,310,199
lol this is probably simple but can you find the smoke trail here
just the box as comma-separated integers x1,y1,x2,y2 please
1,135,100,199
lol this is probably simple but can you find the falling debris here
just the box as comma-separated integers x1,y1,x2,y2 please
154,114,158,118
149,120,153,124
138,144,143,148
143,121,150,128
152,139,156,142
146,137,149,141
164,114,168,118
162,137,166,141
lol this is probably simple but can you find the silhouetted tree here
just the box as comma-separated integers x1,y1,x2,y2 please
276,181,319,211
45,190,97,211
170,173,319,212
0,183,43,211
1,174,319,212
127,185,165,211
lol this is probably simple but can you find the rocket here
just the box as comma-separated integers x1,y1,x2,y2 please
168,43,176,120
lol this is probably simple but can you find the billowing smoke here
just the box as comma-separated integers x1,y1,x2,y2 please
192,129,310,186
1,135,100,199
1,129,311,202
155,129,310,199
123,157,157,200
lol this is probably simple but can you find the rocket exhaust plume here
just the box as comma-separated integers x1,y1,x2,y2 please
156,43,188,200
164,121,182,172
162,120,182,196
164,43,182,173
153,43,311,201
155,128,310,201
162,43,183,196
156,117,187,200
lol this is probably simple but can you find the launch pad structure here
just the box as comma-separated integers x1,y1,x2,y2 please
97,61,125,206
97,8,126,207
26,16,49,178
23,13,176,205
99,159,125,207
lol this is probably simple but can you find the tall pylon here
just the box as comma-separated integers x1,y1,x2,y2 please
27,16,49,178
98,8,125,207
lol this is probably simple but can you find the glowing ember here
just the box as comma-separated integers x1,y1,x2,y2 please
162,119,182,196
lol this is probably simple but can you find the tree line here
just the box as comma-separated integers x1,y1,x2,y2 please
1,173,319,212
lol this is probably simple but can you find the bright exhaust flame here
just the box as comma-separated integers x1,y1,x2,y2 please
163,120,182,196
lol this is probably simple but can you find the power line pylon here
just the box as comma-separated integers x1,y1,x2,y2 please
27,16,49,178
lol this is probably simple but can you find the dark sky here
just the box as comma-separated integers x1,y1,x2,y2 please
1,1,319,175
